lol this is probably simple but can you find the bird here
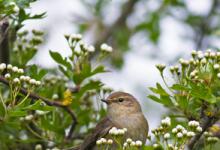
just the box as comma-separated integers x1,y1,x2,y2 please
73,91,148,150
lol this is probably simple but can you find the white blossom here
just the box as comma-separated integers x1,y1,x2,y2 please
100,43,113,52
12,66,19,72
126,138,132,144
161,117,171,127
130,141,136,146
7,64,13,70
196,126,202,132
214,64,220,70
18,68,24,74
177,132,183,138
217,73,220,79
188,120,200,127
71,33,82,41
13,78,20,84
5,73,11,79
107,139,113,145
172,128,178,134
0,63,6,70
87,45,95,52
187,131,195,137
164,133,170,139
153,143,159,148
35,144,42,150
135,140,142,146
25,115,34,121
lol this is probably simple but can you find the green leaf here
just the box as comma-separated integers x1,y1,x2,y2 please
149,83,169,96
49,50,72,70
148,95,163,104
148,95,173,106
73,64,107,84
75,80,103,98
58,65,72,78
23,100,54,111
8,110,27,117
176,95,188,109
27,65,47,80
91,66,107,75
171,84,189,91
189,82,216,103
0,101,6,119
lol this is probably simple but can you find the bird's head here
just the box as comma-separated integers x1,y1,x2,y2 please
101,92,142,117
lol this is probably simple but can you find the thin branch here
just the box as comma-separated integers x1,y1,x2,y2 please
187,116,218,149
0,76,78,140
94,0,138,47
195,0,219,49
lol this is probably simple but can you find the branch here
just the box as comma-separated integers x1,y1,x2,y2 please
187,116,218,149
195,0,219,49
95,0,138,46
0,18,10,64
0,76,78,140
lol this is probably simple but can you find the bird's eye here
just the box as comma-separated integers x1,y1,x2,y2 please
118,98,124,102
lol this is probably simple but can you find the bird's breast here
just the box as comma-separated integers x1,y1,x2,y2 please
111,113,148,142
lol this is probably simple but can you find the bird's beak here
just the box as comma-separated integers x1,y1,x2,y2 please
101,99,109,104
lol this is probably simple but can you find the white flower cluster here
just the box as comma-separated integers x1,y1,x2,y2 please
188,120,202,132
171,124,199,138
80,42,95,53
155,63,166,72
152,117,204,150
35,144,42,150
169,65,179,74
8,2,20,13
109,127,127,136
123,138,143,149
1,64,41,86
1,64,24,74
168,49,220,80
207,137,219,143
161,117,171,127
179,58,189,66
100,43,113,52
204,131,219,144
70,33,82,41
96,138,113,145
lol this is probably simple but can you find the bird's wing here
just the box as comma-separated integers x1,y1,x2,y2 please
80,117,115,150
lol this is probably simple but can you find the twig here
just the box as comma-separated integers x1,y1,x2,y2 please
0,76,78,140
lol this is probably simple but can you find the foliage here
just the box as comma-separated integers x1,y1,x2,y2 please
149,50,220,149
1,0,220,150
78,0,220,68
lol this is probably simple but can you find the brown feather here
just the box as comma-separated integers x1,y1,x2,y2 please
79,117,115,150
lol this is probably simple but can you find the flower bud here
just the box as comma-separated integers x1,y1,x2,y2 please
100,43,113,52
7,64,13,70
177,132,183,138
187,131,195,137
156,64,166,73
5,73,11,79
164,133,170,139
135,140,142,147
13,78,20,84
0,63,6,71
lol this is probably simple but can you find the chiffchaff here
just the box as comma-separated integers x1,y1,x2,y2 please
75,92,148,150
